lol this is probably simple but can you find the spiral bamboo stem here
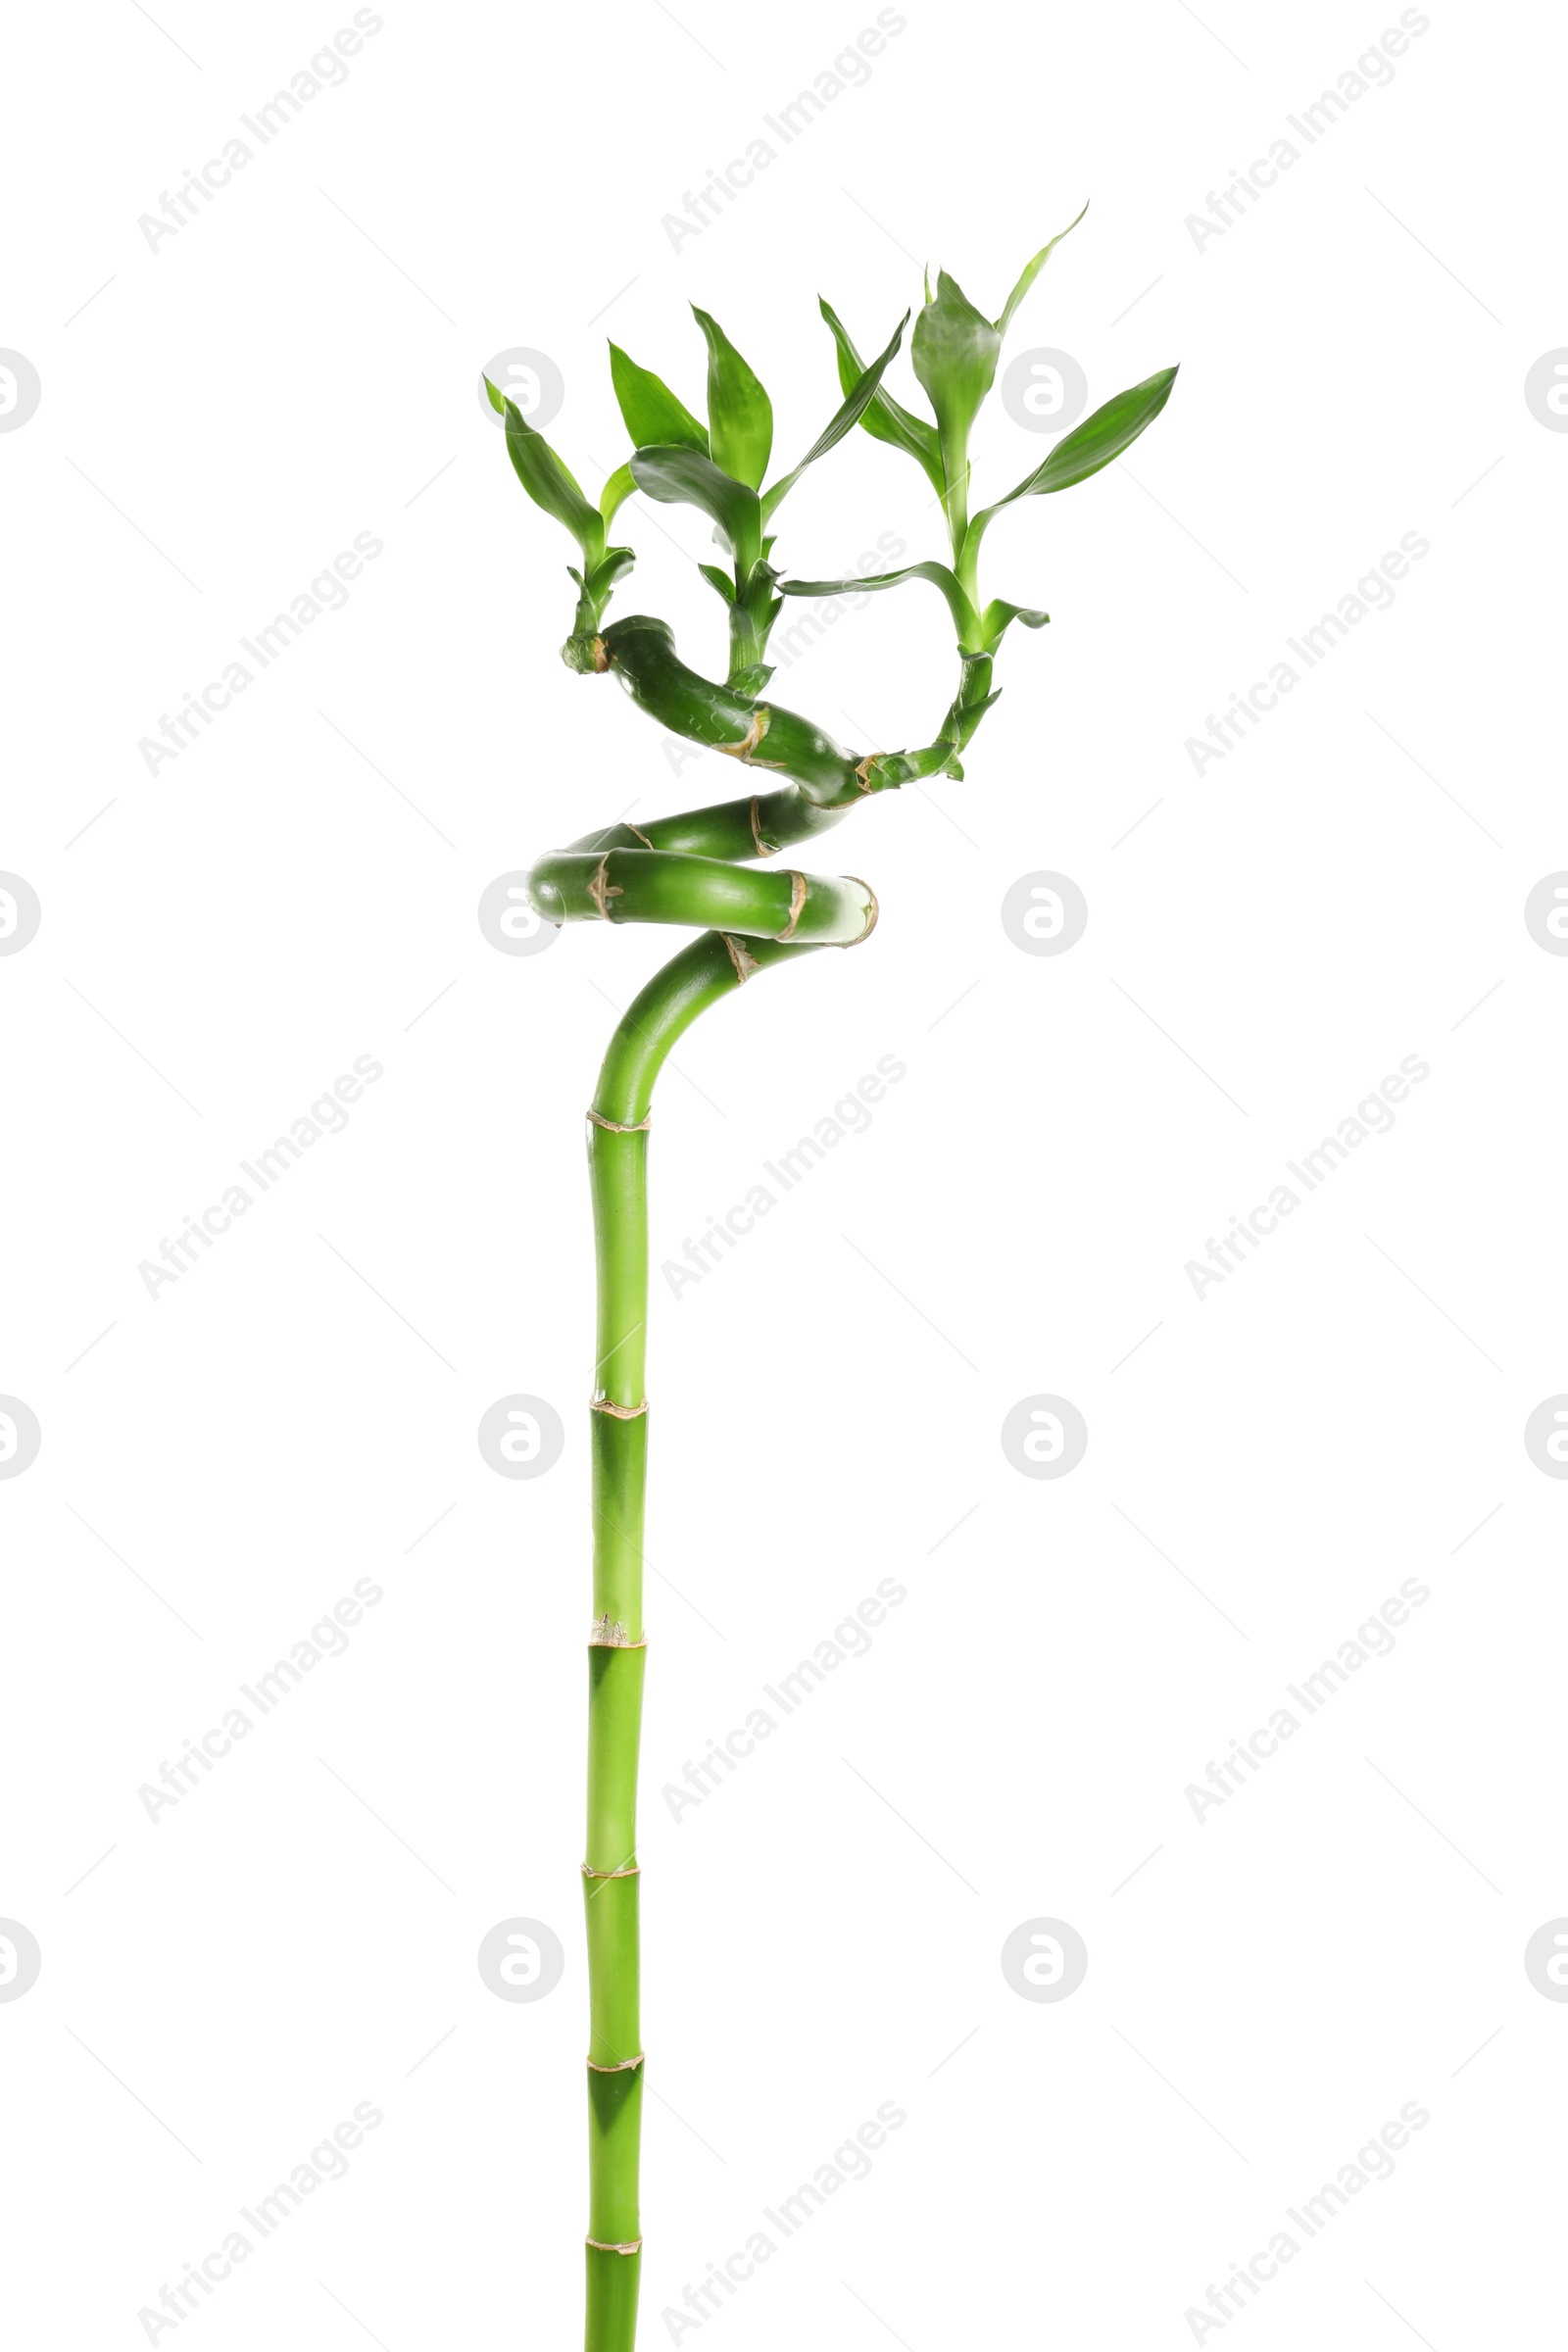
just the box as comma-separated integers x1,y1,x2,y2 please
538,633,975,2352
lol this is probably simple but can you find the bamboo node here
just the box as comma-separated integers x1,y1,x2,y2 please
589,1395,649,1418
581,1860,641,1879
586,2051,645,2072
775,870,808,942
586,855,623,920
749,795,779,858
586,2237,643,2256
720,932,760,984
589,1614,647,1648
586,1107,651,1133
717,708,768,761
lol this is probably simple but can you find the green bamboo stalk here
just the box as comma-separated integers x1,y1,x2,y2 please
580,931,823,2352
489,238,1177,2352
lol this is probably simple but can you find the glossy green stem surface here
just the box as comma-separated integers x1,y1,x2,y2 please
579,931,828,2352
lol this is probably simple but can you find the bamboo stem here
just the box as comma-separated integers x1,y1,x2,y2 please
552,668,967,2352
581,932,829,2350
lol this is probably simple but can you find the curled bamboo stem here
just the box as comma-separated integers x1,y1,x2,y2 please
537,620,990,2352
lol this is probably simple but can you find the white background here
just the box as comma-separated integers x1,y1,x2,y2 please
4,1,1565,2345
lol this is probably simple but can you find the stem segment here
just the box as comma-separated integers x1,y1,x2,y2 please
581,932,824,2351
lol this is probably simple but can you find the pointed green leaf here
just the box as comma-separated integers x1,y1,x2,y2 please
818,299,945,496
760,312,911,523
691,308,773,489
599,461,636,530
697,563,735,604
587,546,635,597
995,200,1089,338
979,597,1050,653
910,270,1002,456
972,366,1178,541
779,559,979,646
608,344,709,455
486,377,603,564
628,443,762,572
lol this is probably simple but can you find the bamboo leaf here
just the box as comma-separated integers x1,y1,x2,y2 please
975,366,1179,534
995,201,1089,337
599,461,636,529
629,443,762,571
608,344,710,455
697,562,735,604
486,376,603,563
588,547,635,596
910,270,1001,457
760,312,910,523
779,559,979,645
691,308,773,489
818,298,945,496
979,597,1049,653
